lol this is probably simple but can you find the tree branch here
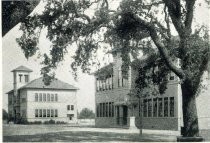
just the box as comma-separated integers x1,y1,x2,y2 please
132,14,185,79
184,0,196,32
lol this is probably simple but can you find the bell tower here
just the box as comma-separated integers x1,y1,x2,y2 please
11,65,32,122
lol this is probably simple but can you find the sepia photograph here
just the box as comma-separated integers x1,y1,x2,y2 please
2,0,210,142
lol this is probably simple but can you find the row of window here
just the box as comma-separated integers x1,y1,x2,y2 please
96,102,114,117
19,74,29,83
35,93,58,102
142,97,174,117
96,75,113,91
67,105,74,111
35,109,58,118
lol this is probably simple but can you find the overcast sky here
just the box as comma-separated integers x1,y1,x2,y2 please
2,0,209,112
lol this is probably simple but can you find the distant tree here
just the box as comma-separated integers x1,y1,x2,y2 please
3,109,8,121
2,0,40,36
78,108,95,119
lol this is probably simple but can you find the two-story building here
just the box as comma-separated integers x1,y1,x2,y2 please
7,66,78,123
94,49,210,131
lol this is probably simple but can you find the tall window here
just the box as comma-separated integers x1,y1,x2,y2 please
100,103,103,117
67,105,70,110
158,98,163,117
51,94,54,101
47,94,50,101
55,109,58,117
103,103,105,117
51,109,54,117
43,109,46,117
35,109,38,117
24,75,29,82
55,94,58,101
164,97,169,117
43,93,46,102
19,74,22,82
39,109,42,117
112,102,114,117
35,93,38,102
118,69,121,87
39,93,42,102
109,102,112,117
170,97,175,117
148,99,152,117
71,105,74,110
105,103,108,117
153,98,157,117
143,99,147,117
47,109,50,117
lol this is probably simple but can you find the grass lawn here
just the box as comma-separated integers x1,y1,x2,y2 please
3,124,209,142
3,130,176,142
3,124,176,142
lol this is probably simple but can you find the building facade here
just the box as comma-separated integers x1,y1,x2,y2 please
7,66,78,123
94,50,210,130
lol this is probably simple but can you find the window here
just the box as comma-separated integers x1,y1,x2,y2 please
43,109,46,117
39,93,42,102
143,99,147,117
100,103,103,117
71,105,74,110
51,109,54,117
105,103,108,117
109,102,112,117
43,93,46,102
55,94,58,101
47,109,50,117
47,94,50,101
112,102,114,117
35,93,38,102
103,103,105,117
148,99,152,117
164,97,169,117
19,74,22,82
39,109,42,117
51,94,54,101
55,109,58,117
35,109,38,117
24,75,29,82
170,97,175,117
67,105,70,110
153,98,157,117
158,98,163,117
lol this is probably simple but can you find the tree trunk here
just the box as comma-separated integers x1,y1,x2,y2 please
181,82,200,137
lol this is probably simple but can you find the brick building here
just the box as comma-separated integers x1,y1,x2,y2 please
94,50,210,130
7,66,78,123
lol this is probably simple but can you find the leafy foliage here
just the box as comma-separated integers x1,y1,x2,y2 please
78,108,95,119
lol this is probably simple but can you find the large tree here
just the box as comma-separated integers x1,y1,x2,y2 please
16,0,209,137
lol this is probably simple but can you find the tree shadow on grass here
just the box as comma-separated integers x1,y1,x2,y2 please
3,131,176,142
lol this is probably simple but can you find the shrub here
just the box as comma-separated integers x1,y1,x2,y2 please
56,121,66,124
44,119,56,124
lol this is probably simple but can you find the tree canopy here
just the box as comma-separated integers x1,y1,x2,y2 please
2,0,40,36
78,108,95,119
17,0,210,137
